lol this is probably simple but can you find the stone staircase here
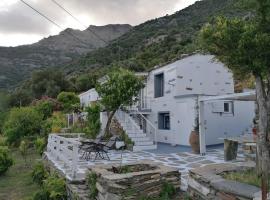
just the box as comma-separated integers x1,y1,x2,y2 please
115,110,157,151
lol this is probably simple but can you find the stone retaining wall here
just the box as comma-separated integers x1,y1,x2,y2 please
88,160,181,200
187,162,262,200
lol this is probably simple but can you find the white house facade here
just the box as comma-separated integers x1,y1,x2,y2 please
79,54,255,151
79,88,99,108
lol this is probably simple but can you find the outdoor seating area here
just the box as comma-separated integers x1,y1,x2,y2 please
45,133,247,191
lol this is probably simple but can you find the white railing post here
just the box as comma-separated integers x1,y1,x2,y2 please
72,142,79,178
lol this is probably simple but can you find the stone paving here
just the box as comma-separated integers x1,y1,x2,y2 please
46,147,245,191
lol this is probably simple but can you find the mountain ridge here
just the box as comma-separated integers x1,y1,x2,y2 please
0,24,132,89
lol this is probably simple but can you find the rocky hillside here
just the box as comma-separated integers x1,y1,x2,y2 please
0,24,132,89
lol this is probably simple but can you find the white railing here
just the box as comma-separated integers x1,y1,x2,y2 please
132,111,157,145
115,109,157,145
47,133,84,179
115,110,140,133
126,96,152,112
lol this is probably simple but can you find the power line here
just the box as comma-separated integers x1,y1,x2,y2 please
19,0,91,47
50,0,108,45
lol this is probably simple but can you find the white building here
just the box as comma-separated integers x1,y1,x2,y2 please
79,88,99,108
79,54,255,151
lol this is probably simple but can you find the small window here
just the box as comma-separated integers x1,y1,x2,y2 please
154,73,164,98
224,102,233,113
158,112,170,130
224,102,230,112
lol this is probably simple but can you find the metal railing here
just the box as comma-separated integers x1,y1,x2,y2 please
47,133,84,178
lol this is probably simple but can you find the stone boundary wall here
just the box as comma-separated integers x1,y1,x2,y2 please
88,160,181,200
187,162,263,200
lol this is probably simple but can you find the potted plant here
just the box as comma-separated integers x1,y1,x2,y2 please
189,113,200,154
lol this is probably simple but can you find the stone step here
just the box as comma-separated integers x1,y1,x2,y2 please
133,144,157,151
131,137,151,142
127,133,147,138
134,141,154,146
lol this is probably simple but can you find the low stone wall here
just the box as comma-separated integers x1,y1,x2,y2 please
88,160,181,200
187,162,262,200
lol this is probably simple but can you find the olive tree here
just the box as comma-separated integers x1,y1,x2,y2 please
200,0,270,198
96,68,144,137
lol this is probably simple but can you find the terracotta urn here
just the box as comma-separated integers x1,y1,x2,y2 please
189,130,200,154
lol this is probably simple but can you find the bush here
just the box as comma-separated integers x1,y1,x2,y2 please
57,92,80,113
46,112,67,133
3,107,43,145
85,105,101,139
0,146,13,175
35,137,46,155
34,100,54,120
33,174,67,200
0,135,7,146
88,172,98,199
43,175,67,200
19,140,30,165
31,162,48,186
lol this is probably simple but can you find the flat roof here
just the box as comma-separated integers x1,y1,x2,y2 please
199,91,256,102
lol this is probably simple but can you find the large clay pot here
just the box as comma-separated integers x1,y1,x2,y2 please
189,130,200,154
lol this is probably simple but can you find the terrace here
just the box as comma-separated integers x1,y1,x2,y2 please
44,133,247,191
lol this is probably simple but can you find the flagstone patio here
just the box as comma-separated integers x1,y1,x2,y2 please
45,142,245,191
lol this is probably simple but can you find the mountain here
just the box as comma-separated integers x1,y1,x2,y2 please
62,0,254,78
0,24,132,89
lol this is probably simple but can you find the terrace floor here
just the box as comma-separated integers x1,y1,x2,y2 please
45,143,245,191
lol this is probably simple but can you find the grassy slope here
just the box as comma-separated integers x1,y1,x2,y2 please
0,149,40,200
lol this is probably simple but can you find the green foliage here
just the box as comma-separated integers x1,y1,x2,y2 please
0,146,13,176
96,68,144,135
33,174,67,200
120,131,134,146
35,137,46,155
31,162,48,186
34,100,54,120
3,107,43,145
0,135,7,146
19,140,30,165
84,105,101,139
96,69,144,111
57,92,80,113
223,169,270,189
88,172,98,199
46,112,67,133
9,89,33,107
31,69,73,99
73,73,98,93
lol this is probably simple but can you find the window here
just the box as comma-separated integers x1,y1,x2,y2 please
224,102,233,113
154,73,164,98
158,112,170,130
224,102,230,112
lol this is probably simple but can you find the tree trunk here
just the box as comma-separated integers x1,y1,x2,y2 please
255,76,270,200
104,110,117,137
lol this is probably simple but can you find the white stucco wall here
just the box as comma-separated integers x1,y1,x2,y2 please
79,88,99,107
203,100,255,146
144,54,236,146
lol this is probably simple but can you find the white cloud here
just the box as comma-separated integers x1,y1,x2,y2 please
0,0,198,46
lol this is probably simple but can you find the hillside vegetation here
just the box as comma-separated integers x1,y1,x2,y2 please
63,0,255,80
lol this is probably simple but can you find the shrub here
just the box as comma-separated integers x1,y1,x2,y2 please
57,92,80,113
159,182,176,200
35,137,47,155
43,175,67,200
0,135,7,146
0,146,13,175
85,105,101,139
19,140,30,165
3,107,43,145
31,162,48,186
46,112,67,133
34,100,54,120
88,172,98,199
